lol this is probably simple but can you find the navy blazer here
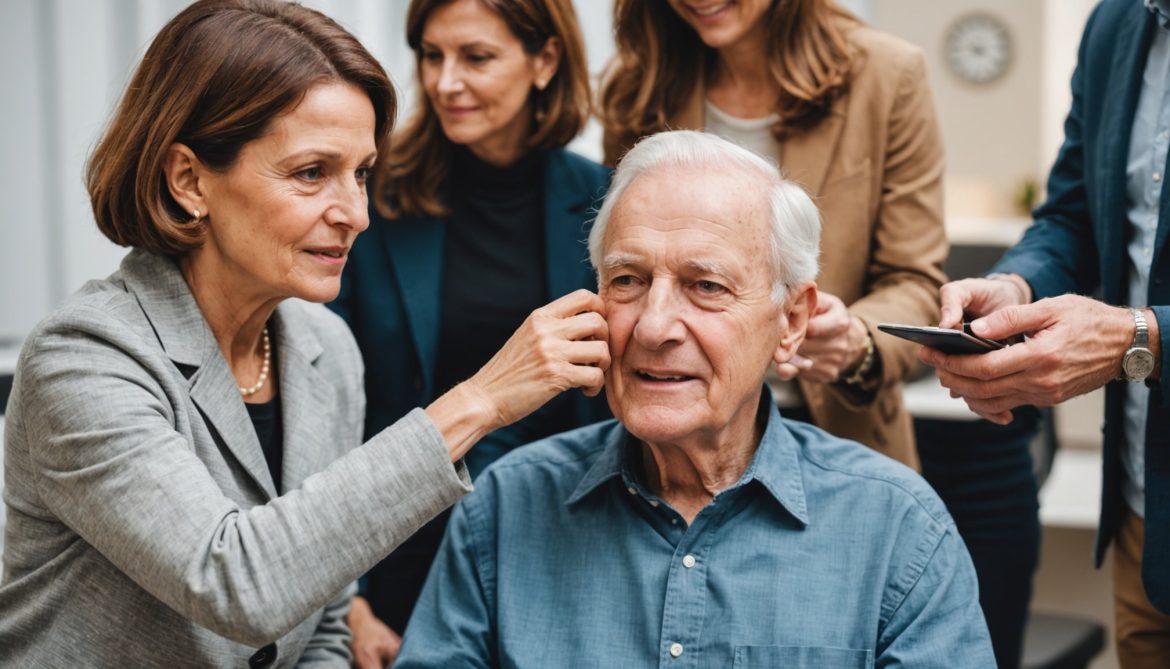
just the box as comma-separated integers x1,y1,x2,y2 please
330,148,611,446
992,0,1170,611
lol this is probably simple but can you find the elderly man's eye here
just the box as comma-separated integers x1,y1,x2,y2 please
695,280,726,294
610,275,637,287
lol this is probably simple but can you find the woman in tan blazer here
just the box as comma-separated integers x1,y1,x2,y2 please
599,0,947,467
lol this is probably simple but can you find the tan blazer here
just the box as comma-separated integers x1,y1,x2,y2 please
604,25,947,467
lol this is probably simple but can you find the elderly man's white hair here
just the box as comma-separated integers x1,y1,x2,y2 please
588,130,821,303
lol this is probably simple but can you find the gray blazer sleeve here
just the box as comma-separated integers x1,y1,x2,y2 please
15,304,471,647
296,582,357,667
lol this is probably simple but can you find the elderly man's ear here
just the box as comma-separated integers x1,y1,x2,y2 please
773,282,817,366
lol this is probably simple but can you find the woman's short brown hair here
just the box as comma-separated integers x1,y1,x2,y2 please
87,0,396,255
374,0,591,219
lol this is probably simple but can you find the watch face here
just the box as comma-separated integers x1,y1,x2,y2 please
944,13,1013,85
1124,348,1156,381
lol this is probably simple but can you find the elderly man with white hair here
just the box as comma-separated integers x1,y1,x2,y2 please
395,131,993,667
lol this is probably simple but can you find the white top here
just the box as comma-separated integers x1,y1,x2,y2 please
703,98,781,163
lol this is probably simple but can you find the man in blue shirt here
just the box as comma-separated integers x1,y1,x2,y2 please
920,1,1170,663
396,131,993,667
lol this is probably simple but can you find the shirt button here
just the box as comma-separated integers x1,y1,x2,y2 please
627,486,637,496
1154,172,1163,182
669,643,684,658
1162,131,1170,141
649,500,659,507
682,554,696,568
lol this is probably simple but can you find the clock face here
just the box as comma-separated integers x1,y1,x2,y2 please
944,13,1012,85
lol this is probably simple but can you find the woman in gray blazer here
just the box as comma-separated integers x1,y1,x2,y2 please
0,2,609,667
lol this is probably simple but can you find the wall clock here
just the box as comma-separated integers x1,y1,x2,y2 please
944,13,1013,85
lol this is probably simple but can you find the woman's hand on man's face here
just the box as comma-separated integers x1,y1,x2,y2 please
466,289,611,427
428,289,609,462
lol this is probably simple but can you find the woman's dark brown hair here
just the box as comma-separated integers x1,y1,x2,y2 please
87,0,396,255
600,0,857,165
375,0,590,219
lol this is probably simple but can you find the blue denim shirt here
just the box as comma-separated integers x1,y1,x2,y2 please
397,392,993,668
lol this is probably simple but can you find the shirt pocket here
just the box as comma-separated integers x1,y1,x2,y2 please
733,645,873,668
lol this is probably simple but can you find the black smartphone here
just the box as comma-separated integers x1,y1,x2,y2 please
877,323,1005,355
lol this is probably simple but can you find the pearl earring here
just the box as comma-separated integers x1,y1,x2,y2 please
192,209,200,220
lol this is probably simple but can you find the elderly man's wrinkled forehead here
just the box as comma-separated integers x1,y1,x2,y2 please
604,162,774,243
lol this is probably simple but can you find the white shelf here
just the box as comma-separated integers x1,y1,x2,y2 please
1039,447,1102,530
902,374,981,421
946,215,1032,247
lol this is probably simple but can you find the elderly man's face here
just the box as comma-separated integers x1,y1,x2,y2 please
599,166,812,446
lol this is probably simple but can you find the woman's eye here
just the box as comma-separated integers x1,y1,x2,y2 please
466,52,493,64
296,166,323,182
421,50,442,63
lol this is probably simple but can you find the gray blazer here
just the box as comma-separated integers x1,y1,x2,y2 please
0,250,471,668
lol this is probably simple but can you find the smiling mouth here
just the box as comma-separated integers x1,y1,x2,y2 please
306,249,345,258
688,1,732,18
635,370,696,382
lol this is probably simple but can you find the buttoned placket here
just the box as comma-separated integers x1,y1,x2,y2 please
642,488,750,668
1149,30,1170,265
1149,113,1168,259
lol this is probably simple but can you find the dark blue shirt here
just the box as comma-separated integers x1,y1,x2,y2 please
397,392,993,667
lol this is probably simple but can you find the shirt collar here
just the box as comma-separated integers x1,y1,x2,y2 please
1148,0,1170,28
565,389,810,526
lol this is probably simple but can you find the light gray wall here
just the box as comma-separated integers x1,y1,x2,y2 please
0,0,873,345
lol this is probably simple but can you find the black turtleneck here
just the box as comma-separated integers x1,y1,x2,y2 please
434,147,547,396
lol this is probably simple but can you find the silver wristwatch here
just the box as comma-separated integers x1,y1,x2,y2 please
1122,308,1156,381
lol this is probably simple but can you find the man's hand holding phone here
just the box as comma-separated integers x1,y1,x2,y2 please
916,276,1143,425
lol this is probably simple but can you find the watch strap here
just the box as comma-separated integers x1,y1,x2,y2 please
1132,308,1149,349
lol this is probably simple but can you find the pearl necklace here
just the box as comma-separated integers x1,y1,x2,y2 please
239,326,271,396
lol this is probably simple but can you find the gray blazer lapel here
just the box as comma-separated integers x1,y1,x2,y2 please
274,301,337,492
121,250,278,500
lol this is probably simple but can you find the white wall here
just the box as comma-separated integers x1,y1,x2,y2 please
870,0,1095,218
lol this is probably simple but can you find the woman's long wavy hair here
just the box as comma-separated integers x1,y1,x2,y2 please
374,0,590,219
600,0,858,163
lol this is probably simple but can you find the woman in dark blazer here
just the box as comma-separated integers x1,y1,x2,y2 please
326,0,608,665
